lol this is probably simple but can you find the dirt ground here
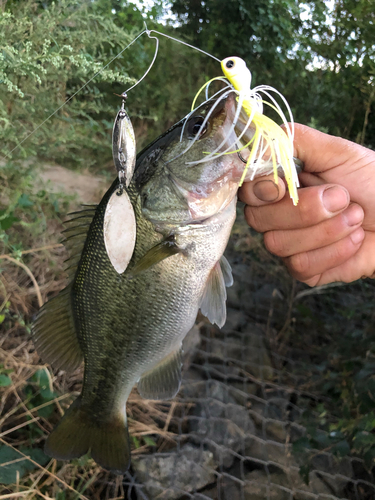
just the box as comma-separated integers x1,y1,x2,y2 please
39,164,108,204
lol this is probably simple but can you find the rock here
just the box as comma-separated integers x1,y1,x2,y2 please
286,467,347,497
264,398,290,420
217,476,243,500
227,380,259,405
249,401,267,427
192,419,243,468
202,337,237,362
221,308,249,333
183,324,201,368
182,380,237,404
245,436,295,469
191,492,216,500
231,263,254,285
201,363,243,380
190,485,218,499
310,452,353,479
193,472,249,500
265,420,288,443
227,280,254,311
242,329,273,380
263,396,302,423
132,444,215,500
182,367,205,384
243,451,350,498
244,470,291,500
190,402,256,468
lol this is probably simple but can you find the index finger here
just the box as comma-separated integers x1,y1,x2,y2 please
293,124,369,174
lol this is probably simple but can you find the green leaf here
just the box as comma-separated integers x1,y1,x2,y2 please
0,211,19,230
131,436,140,449
0,446,49,485
0,314,5,324
143,436,157,447
353,431,375,449
332,439,351,457
363,447,375,469
0,374,12,387
17,193,34,208
292,437,312,454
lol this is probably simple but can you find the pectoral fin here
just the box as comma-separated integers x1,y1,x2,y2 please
137,347,183,400
200,261,228,328
129,235,180,277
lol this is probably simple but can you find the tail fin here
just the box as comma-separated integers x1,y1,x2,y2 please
45,398,130,474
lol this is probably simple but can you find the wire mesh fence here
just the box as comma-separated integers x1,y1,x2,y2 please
1,212,375,499
118,319,375,500
117,217,375,500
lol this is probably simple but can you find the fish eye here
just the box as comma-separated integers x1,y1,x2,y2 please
226,60,234,69
187,116,207,139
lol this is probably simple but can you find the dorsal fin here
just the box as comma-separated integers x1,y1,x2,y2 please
32,284,83,371
62,206,97,278
32,205,97,372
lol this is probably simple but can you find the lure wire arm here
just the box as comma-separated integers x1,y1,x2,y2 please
123,31,159,95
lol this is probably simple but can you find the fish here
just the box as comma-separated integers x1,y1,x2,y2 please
32,91,266,474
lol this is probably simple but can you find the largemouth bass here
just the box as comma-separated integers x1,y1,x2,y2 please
32,92,257,474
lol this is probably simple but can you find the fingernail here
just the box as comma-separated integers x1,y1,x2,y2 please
253,180,279,202
343,204,364,226
350,227,365,245
322,186,349,213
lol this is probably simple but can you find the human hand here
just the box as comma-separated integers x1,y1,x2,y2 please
238,124,375,286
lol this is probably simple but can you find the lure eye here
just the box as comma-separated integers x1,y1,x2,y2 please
187,116,207,139
226,60,235,69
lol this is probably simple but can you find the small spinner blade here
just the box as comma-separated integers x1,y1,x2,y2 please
112,100,136,188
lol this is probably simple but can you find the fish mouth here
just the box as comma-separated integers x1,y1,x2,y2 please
170,172,238,223
136,91,248,227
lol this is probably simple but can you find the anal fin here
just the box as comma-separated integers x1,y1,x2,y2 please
32,284,83,372
138,347,183,400
220,255,233,287
200,260,228,328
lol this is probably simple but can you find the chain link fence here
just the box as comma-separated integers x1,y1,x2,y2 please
1,213,375,500
118,219,375,500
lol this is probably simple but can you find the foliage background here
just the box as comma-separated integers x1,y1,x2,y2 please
1,0,375,497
